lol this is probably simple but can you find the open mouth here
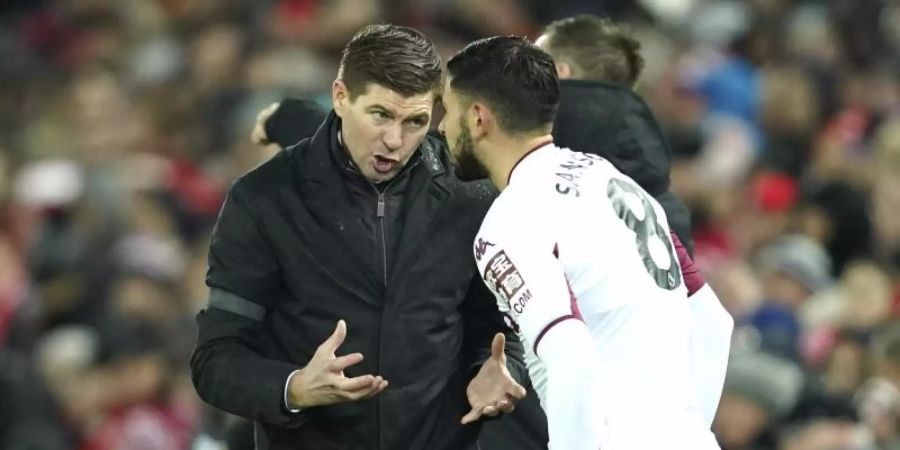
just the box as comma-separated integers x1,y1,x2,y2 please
373,155,399,173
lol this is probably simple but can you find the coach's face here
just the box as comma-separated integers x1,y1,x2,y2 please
333,81,434,183
438,79,489,181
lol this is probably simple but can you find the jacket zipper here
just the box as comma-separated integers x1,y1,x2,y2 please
370,182,389,450
370,159,418,287
376,191,387,285
370,159,418,450
370,185,388,286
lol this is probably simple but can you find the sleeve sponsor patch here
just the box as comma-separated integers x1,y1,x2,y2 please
483,250,526,305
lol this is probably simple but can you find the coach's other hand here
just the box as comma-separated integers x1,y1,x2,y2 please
461,333,527,424
286,320,388,409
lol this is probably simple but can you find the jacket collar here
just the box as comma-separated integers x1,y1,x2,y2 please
296,111,445,185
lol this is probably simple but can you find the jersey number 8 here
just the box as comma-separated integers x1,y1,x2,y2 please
607,178,682,291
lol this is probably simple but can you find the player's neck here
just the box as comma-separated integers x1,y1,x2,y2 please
486,134,554,191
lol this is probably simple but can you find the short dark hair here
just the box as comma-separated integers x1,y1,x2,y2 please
541,15,644,86
338,24,442,100
447,36,559,135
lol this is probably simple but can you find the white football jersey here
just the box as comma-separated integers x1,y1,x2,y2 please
474,142,718,450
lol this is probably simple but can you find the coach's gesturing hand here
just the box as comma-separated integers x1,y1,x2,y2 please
287,320,388,409
461,333,527,424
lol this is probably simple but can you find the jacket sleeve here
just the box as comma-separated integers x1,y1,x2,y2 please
264,98,328,149
460,272,529,386
190,181,308,427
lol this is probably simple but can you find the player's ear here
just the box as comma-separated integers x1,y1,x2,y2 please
332,80,349,118
470,102,492,139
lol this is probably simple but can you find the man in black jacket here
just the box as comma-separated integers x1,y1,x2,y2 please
191,24,527,450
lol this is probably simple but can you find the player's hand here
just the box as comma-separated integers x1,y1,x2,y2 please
286,320,388,409
461,333,527,424
251,102,280,145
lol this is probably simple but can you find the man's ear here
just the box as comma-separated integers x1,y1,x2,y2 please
332,80,349,117
470,102,495,139
556,62,573,80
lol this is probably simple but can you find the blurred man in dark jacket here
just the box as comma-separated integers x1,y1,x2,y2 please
535,15,694,254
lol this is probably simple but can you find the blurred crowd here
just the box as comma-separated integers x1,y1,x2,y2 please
0,0,898,449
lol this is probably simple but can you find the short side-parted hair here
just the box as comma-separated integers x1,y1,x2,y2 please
338,24,443,100
446,36,560,135
541,15,644,87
